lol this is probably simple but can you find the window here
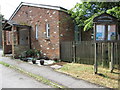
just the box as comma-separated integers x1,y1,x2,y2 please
46,23,50,38
96,25,105,41
108,25,116,40
35,24,39,40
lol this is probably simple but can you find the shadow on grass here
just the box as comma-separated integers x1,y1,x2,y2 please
97,73,106,77
97,73,118,80
113,72,120,74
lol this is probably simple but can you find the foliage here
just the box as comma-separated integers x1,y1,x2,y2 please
0,14,3,28
107,6,120,19
26,49,34,57
0,14,5,23
68,2,120,31
18,49,41,60
0,14,4,20
33,49,41,57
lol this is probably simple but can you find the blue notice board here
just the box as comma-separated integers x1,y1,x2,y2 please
96,33,103,40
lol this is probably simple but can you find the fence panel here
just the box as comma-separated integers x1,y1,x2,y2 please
114,42,120,68
96,42,120,68
60,41,73,62
60,41,120,68
75,41,94,65
97,43,109,67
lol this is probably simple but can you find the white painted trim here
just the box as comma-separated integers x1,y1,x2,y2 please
46,23,50,38
9,3,23,20
9,2,67,20
23,3,61,10
35,24,39,40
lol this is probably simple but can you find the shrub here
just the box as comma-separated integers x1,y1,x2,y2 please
34,49,41,58
26,49,34,57
53,58,60,62
18,49,41,59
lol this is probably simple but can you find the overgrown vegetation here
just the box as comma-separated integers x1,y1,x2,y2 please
57,63,119,88
68,2,120,31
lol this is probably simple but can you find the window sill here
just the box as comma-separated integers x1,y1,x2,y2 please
45,38,50,41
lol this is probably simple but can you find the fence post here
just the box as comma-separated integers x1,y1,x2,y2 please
94,42,98,74
108,43,111,67
110,42,114,73
101,43,103,67
72,41,76,63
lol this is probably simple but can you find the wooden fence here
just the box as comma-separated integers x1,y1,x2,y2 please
60,41,120,68
60,41,73,62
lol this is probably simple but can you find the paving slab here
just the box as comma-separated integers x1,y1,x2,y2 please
50,65,62,69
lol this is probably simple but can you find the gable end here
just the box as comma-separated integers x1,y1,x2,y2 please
9,2,67,20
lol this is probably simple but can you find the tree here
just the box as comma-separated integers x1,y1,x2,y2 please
107,6,120,19
0,14,3,46
68,2,120,31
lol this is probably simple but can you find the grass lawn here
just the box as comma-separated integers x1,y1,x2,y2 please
56,63,119,88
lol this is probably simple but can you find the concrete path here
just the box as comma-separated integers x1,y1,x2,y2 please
0,49,109,88
0,64,52,88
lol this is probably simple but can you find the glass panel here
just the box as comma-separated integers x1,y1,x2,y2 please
35,25,38,40
46,23,50,38
108,25,116,40
96,25,105,41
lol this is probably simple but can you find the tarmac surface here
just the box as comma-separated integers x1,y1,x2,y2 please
0,64,52,88
0,49,110,89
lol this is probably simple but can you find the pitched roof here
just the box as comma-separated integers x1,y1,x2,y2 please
3,20,31,30
9,2,67,20
93,13,118,22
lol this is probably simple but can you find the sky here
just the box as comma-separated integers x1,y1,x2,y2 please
0,0,81,19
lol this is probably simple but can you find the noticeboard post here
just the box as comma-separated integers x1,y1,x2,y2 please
93,13,119,74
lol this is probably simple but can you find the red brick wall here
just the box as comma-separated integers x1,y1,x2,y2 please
11,5,74,59
59,11,74,41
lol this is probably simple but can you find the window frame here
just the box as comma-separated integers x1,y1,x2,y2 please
96,25,105,41
35,24,39,40
46,23,50,38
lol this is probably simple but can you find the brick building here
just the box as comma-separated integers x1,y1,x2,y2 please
2,2,74,59
0,14,2,46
